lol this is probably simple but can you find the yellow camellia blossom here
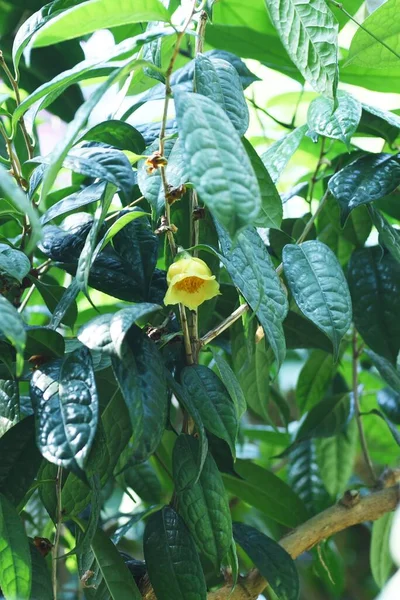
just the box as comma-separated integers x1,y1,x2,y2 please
164,256,220,311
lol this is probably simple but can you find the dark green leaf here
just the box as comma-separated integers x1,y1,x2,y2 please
0,378,19,436
79,120,145,154
0,493,31,599
173,435,232,570
367,409,400,446
378,388,400,425
174,91,261,235
29,542,53,600
368,205,400,264
194,54,249,135
217,224,288,367
0,295,26,376
34,278,78,328
143,506,207,600
283,241,352,359
365,349,400,393
348,247,400,364
307,90,361,147
265,0,338,98
210,349,246,418
25,327,65,359
293,392,353,445
261,125,307,184
288,440,330,514
296,350,335,413
283,311,333,353
0,244,30,284
119,461,163,504
370,512,394,588
181,365,238,458
328,153,400,223
223,459,309,527
233,522,299,600
40,181,105,225
358,103,400,144
316,419,357,498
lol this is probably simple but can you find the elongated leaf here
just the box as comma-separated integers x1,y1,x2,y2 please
217,224,288,367
173,435,232,570
294,392,353,445
307,90,361,147
283,311,333,353
112,328,168,463
29,542,53,600
30,348,98,476
0,295,26,377
261,125,307,184
223,459,309,527
366,349,400,393
367,409,400,446
242,138,282,229
283,241,352,359
0,244,30,284
328,153,400,223
0,416,42,506
233,522,299,600
346,0,400,68
288,440,330,514
378,388,400,425
174,91,261,235
265,0,338,98
79,120,145,154
0,493,31,599
195,54,249,135
296,350,335,413
348,247,400,364
316,419,357,498
37,279,78,329
181,365,238,458
144,506,207,600
90,526,142,600
371,513,395,588
368,205,400,264
40,181,105,225
210,350,247,419
0,379,19,437
359,103,400,143
97,210,150,254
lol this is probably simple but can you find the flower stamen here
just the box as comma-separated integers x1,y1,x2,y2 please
174,276,205,294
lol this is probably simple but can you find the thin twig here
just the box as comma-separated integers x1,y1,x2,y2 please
52,466,63,600
352,328,377,485
308,137,327,204
247,98,295,131
297,188,330,245
179,304,194,366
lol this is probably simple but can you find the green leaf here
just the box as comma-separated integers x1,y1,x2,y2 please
90,526,142,600
365,349,400,393
296,350,335,413
173,435,232,570
143,506,207,600
233,522,299,600
0,244,30,284
0,493,31,599
194,54,249,135
119,461,162,504
34,279,78,328
378,388,400,425
288,440,329,514
0,295,26,377
223,459,309,527
370,512,395,588
307,90,361,148
367,409,400,446
368,205,400,264
293,392,353,445
261,125,307,184
315,419,357,498
264,0,338,98
174,91,261,235
112,328,168,463
283,241,352,359
283,311,333,353
358,103,400,144
0,379,19,437
40,182,105,225
181,365,238,458
0,416,42,506
328,153,400,224
79,120,145,154
29,542,52,600
25,327,65,359
210,349,247,419
30,348,98,476
346,0,400,69
32,0,171,47
137,138,178,218
242,138,282,229
0,166,41,255
348,247,400,364
217,224,288,367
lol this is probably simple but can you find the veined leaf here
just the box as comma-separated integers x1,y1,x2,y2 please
79,120,145,154
233,522,299,600
293,392,353,445
307,90,361,148
288,440,330,514
40,181,105,225
0,295,26,377
368,205,400,264
296,350,335,413
32,0,171,47
0,244,30,284
371,513,395,588
0,493,31,600
261,125,307,184
378,388,400,425
365,349,400,393
174,91,261,235
264,0,338,98
29,542,52,600
210,349,247,419
283,241,352,359
173,435,232,570
143,506,207,600
0,379,19,437
194,54,249,135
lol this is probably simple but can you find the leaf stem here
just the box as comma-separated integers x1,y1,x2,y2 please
52,466,63,600
352,328,377,486
297,187,330,245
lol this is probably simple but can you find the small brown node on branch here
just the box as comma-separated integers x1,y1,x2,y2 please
155,216,178,235
145,151,168,174
33,536,53,557
166,183,186,205
193,206,206,221
81,570,96,589
378,467,400,489
339,489,360,508
28,354,53,369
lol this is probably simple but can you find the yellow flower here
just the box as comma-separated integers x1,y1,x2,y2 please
164,256,220,311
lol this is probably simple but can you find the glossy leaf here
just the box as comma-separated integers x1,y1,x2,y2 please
34,278,78,328
210,349,247,419
261,125,307,184
366,349,400,393
307,90,361,147
283,311,333,353
223,459,309,527
242,138,282,229
194,54,249,135
348,248,400,364
328,153,400,223
368,205,400,264
288,440,330,514
371,513,395,588
181,365,238,458
0,379,19,436
32,0,171,47
143,506,207,600
233,522,299,600
316,419,357,498
120,461,162,504
217,224,288,367
0,244,30,284
79,120,145,154
368,409,400,446
296,350,335,413
265,0,338,98
174,91,261,234
359,102,400,143
40,181,106,225
0,295,26,376
283,241,352,359
378,388,400,425
173,435,232,570
293,392,353,445
29,542,53,600
0,493,31,600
